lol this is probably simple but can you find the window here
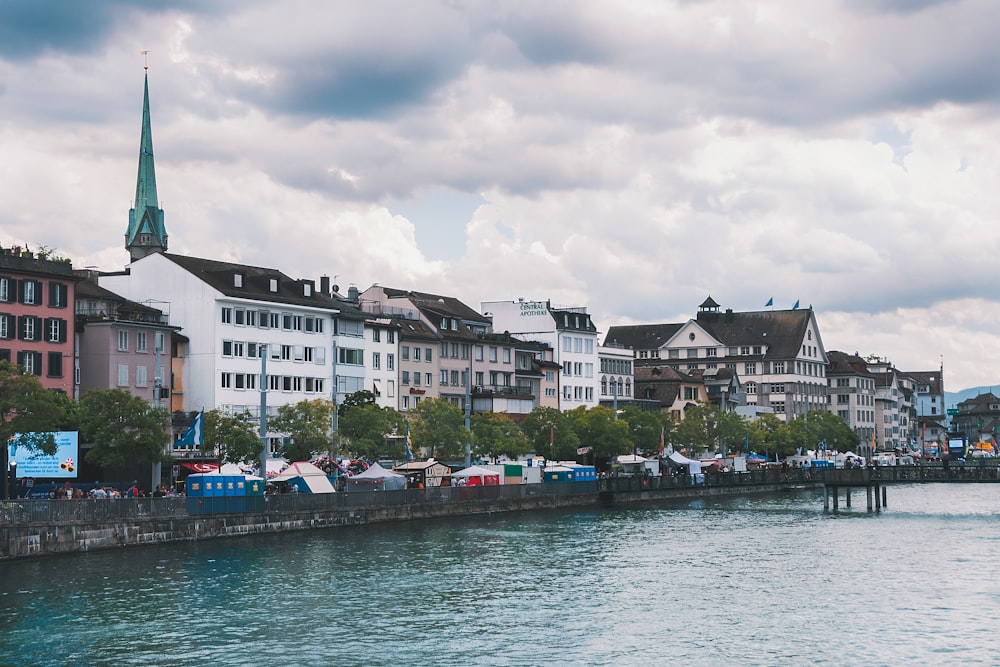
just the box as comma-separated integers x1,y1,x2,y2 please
118,363,129,386
223,340,234,357
772,401,785,414
293,345,305,362
338,348,363,365
402,371,410,385
269,313,280,329
246,310,257,327
773,362,785,374
49,282,68,308
136,331,148,352
461,344,469,360
401,346,410,361
745,362,756,375
489,346,498,362
440,370,449,385
387,330,395,344
20,280,40,305
373,329,381,342
425,373,432,387
372,352,381,370
387,354,395,371
563,337,572,352
475,345,484,361
248,342,260,359
118,330,129,351
46,318,66,343
745,382,757,394
0,314,10,339
19,351,42,375
413,347,421,361
771,384,785,394
221,307,232,324
235,309,246,326
687,348,698,359
47,351,63,377
451,343,459,358
221,372,232,389
136,365,148,387
425,348,432,362
413,373,421,386
282,313,293,330
452,370,461,386
706,348,717,357
0,277,9,302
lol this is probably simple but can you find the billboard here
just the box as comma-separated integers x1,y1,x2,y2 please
8,431,80,479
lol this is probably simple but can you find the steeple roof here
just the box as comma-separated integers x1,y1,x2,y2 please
126,70,167,261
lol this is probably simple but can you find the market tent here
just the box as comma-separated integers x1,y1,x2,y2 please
271,461,336,493
451,465,500,486
345,463,406,492
667,451,703,474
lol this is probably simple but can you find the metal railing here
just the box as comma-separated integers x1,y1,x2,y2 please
3,463,997,527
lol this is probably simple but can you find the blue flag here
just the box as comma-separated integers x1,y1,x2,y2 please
792,300,800,310
177,411,203,448
404,421,413,460
765,297,773,307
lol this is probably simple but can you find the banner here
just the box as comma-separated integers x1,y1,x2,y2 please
176,411,203,448
8,431,79,479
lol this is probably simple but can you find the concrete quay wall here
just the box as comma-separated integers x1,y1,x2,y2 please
0,483,796,560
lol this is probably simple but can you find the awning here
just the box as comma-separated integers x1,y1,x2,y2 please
179,462,219,473
373,380,382,395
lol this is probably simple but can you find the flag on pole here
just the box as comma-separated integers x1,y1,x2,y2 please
177,411,203,448
765,297,773,307
792,300,800,310
405,420,413,460
550,425,555,458
659,426,665,455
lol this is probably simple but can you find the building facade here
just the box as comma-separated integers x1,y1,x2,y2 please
0,247,76,394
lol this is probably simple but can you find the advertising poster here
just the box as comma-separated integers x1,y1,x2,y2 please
8,431,80,479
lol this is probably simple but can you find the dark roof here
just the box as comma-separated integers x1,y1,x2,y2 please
907,370,943,390
604,323,683,349
381,287,488,324
827,350,875,376
695,308,814,359
160,253,338,311
396,318,439,342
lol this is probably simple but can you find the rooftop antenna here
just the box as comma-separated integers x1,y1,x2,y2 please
140,50,150,70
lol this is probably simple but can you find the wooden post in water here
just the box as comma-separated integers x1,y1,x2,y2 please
882,486,887,507
823,486,829,510
846,489,851,508
866,485,873,512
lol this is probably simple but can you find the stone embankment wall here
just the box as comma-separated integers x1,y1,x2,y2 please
0,483,792,560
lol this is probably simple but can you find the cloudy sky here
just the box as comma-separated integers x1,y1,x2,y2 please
2,0,998,392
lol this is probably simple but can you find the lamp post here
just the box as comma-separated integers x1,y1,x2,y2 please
8,461,17,500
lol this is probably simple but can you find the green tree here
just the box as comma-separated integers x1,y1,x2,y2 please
339,390,377,413
673,402,723,454
620,407,669,456
339,404,404,460
715,410,749,456
0,361,68,456
409,399,467,460
569,406,631,467
746,413,792,458
471,412,531,462
203,409,262,464
269,399,336,462
786,410,859,455
519,406,580,460
78,388,171,467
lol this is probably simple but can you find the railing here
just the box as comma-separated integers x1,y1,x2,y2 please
3,463,997,527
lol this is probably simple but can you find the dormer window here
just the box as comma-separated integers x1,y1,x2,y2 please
304,283,312,297
269,278,278,292
234,273,243,288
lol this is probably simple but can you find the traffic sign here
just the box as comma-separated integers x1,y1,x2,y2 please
947,408,959,416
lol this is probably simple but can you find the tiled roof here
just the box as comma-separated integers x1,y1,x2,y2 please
695,309,814,359
604,323,683,349
161,253,338,311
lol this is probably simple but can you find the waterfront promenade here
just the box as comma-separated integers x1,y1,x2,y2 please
2,463,997,560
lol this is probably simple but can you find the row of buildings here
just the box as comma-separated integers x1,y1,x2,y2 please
1,71,961,461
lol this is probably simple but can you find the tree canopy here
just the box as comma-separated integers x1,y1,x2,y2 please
77,388,171,467
408,398,468,460
338,403,404,460
268,399,336,462
471,411,531,462
202,409,263,464
520,406,580,460
0,361,68,456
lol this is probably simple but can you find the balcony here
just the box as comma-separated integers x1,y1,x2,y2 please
472,385,534,398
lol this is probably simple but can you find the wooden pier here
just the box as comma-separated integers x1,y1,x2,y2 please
822,469,888,511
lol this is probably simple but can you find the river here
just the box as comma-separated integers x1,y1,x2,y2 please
1,483,998,666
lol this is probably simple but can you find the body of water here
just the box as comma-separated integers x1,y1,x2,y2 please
1,483,998,666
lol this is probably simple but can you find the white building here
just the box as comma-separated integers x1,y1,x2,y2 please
482,299,600,410
101,253,339,454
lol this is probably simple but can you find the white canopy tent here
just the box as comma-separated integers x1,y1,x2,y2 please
271,461,336,493
667,451,704,474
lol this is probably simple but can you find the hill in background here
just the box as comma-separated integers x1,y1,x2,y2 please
945,386,1000,414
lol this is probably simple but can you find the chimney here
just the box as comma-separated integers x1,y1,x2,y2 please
320,275,330,295
348,285,359,302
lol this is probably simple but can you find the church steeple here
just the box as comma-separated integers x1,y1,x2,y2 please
126,67,167,262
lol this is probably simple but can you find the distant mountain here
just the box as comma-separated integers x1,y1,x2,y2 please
945,386,1000,411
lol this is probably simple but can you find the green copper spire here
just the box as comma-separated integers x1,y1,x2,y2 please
126,70,167,262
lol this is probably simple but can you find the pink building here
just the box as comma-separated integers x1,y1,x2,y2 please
0,246,77,395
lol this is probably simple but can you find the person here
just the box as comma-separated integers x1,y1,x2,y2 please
291,482,299,494
127,481,140,498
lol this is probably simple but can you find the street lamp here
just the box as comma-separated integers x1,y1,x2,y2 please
8,461,17,500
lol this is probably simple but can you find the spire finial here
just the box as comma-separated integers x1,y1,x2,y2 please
140,50,150,70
